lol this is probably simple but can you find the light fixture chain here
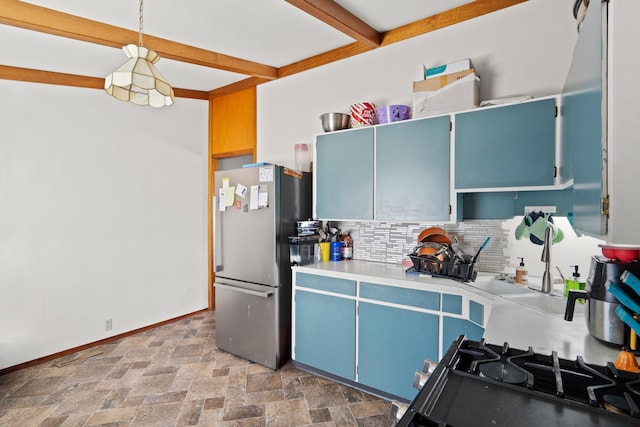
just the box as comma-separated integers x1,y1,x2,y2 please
138,0,144,47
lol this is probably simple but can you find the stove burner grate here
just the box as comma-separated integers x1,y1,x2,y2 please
398,337,640,427
466,340,534,388
479,361,529,384
588,362,640,418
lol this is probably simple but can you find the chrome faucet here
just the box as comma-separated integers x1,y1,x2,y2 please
541,226,552,293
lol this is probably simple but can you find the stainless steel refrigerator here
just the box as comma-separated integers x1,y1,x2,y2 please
213,164,312,370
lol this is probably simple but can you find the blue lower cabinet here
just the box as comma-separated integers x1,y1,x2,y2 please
294,290,356,380
358,302,439,401
361,282,440,310
442,316,485,351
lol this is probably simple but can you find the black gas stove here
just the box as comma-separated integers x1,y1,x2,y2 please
393,336,640,426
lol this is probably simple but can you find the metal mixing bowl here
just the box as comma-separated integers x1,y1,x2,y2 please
320,112,350,132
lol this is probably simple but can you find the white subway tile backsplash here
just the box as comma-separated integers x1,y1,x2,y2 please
333,220,509,273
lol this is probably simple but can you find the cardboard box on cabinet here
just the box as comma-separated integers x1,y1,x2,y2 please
412,69,479,118
415,58,475,81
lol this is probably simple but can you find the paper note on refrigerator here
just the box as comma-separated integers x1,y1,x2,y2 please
249,185,259,210
235,184,247,199
259,191,268,208
225,187,235,206
218,188,226,211
259,167,273,182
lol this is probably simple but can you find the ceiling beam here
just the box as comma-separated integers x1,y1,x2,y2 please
0,65,209,100
285,0,381,47
0,0,528,93
0,64,103,90
0,0,278,80
279,0,527,79
279,41,372,78
381,0,528,46
208,77,271,99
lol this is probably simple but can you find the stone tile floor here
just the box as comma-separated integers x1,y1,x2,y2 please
0,311,393,426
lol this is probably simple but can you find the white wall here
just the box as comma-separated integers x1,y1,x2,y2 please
257,0,579,169
0,81,209,369
503,216,603,280
256,0,605,279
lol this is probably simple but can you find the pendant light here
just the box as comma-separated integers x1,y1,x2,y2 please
104,0,174,107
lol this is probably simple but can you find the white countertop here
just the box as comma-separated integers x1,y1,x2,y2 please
294,260,623,365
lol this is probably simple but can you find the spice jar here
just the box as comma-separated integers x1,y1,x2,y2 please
341,232,353,261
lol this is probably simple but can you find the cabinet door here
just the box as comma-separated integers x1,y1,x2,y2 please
454,98,557,189
562,0,606,237
315,128,374,219
294,290,356,380
441,317,484,352
376,116,451,221
215,283,277,369
358,302,439,401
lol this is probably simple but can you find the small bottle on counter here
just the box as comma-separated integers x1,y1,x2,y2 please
564,265,585,298
314,243,322,263
515,257,528,285
340,232,353,261
330,241,342,262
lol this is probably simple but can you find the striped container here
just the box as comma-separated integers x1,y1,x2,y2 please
350,102,376,127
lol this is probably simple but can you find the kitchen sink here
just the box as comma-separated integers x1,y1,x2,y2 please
469,275,586,316
469,276,534,295
504,293,586,316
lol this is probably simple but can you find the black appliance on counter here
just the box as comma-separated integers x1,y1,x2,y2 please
565,256,640,347
391,336,640,426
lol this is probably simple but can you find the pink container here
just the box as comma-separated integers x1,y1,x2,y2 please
350,102,376,127
294,143,311,172
376,105,411,124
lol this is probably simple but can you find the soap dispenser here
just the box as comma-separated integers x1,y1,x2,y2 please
564,265,585,297
515,257,528,285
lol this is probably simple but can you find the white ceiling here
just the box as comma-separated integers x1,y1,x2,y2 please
1,0,479,92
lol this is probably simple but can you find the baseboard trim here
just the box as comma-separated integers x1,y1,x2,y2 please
0,308,210,375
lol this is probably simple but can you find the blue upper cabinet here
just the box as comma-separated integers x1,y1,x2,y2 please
315,128,374,220
561,1,640,244
561,0,605,237
315,98,560,221
376,116,451,221
454,98,557,190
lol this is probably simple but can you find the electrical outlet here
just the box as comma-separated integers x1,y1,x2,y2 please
105,318,112,331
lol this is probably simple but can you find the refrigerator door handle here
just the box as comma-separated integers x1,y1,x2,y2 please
213,195,223,272
215,283,274,298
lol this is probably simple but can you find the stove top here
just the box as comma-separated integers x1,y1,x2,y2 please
397,336,640,426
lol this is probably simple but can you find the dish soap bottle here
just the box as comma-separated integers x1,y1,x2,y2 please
515,257,528,285
564,265,584,298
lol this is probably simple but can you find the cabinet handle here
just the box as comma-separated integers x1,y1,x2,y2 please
601,196,610,216
215,283,273,298
214,196,223,272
